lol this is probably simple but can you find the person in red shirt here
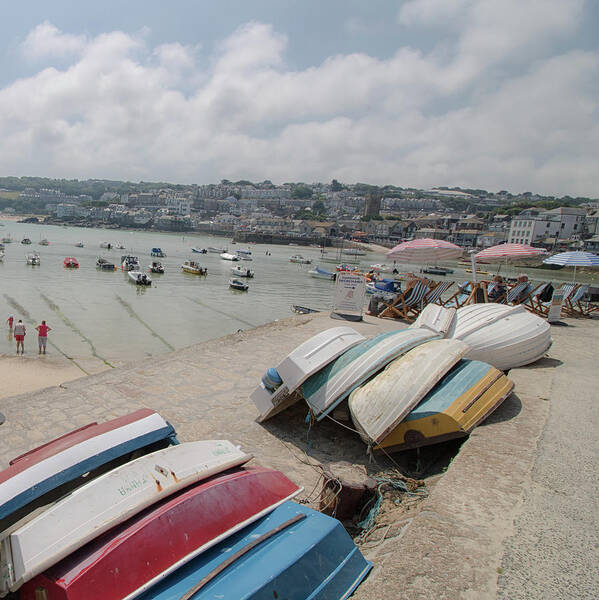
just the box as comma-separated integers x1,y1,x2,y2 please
35,320,52,354
6,315,14,330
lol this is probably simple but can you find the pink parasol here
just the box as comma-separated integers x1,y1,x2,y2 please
386,238,463,263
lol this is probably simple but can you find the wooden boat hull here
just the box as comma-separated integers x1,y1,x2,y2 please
451,304,552,370
1,441,251,594
349,339,470,445
20,467,302,600
130,501,371,600
375,360,514,452
302,328,439,421
251,327,365,422
0,409,176,531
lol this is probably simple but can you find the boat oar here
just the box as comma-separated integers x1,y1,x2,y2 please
179,513,307,600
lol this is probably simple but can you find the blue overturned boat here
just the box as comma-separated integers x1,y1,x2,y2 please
136,501,372,600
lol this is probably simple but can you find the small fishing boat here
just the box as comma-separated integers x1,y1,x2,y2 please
229,278,249,291
375,359,514,453
450,303,552,370
182,260,207,275
0,250,4,261
128,270,152,285
289,255,311,264
1,441,251,595
236,248,252,256
149,260,165,274
208,246,226,253
1,236,12,243
220,252,239,261
231,265,254,278
74,241,84,248
115,243,126,250
237,253,253,261
302,328,439,421
150,247,166,257
192,247,207,253
112,502,371,600
422,266,454,275
96,257,116,270
38,238,49,246
291,305,320,314
0,409,176,530
251,327,365,422
25,252,40,265
349,338,471,445
308,266,336,280
63,257,79,269
20,466,302,600
21,238,32,245
99,242,112,249
121,255,140,271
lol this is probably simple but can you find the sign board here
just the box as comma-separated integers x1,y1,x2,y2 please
547,287,565,323
331,272,366,321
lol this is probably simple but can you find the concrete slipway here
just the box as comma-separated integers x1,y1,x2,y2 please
0,313,597,599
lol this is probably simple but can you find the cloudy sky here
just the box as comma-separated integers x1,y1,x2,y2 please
0,0,597,196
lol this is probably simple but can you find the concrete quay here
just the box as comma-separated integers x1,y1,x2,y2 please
1,312,598,599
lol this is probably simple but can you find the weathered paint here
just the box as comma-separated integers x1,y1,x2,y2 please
349,339,470,444
410,304,456,337
375,360,514,452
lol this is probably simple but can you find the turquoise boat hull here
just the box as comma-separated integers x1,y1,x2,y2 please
138,501,372,600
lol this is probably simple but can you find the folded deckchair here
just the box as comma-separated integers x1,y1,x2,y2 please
378,279,431,321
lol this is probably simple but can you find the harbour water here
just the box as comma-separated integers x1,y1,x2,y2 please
1,220,594,367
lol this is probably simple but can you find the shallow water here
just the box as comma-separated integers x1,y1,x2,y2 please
1,220,595,365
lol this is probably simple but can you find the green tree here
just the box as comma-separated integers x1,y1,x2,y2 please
291,184,313,199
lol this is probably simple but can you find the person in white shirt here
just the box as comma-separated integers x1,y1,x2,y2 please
14,319,26,354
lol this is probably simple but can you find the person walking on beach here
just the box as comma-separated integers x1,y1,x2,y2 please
14,319,26,354
6,314,14,330
35,320,51,354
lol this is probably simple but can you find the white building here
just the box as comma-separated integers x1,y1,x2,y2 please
508,207,586,244
166,197,192,216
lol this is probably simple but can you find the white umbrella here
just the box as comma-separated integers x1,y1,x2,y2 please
542,250,599,282
386,239,463,264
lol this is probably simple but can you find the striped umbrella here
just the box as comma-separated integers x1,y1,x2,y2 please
386,239,463,263
474,243,548,263
543,250,599,282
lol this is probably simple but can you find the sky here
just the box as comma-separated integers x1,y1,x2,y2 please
0,0,597,196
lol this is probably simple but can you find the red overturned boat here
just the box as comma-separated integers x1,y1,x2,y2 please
20,466,302,600
63,257,79,268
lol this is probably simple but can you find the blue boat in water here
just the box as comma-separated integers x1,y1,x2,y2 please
137,501,372,600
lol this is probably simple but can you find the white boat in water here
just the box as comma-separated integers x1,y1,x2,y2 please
231,265,254,278
208,246,226,253
220,252,239,261
289,255,312,264
75,241,84,248
121,255,140,271
302,328,439,420
450,304,552,370
308,266,336,280
349,339,470,445
191,247,207,254
0,441,251,595
0,251,4,261
25,253,40,266
251,327,365,422
229,278,249,291
128,270,152,286
99,242,113,249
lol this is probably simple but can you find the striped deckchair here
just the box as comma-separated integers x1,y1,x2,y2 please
491,281,529,305
443,281,474,308
379,280,431,321
564,284,590,317
422,280,454,307
529,282,578,318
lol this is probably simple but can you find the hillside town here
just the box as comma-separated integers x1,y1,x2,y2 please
2,179,599,252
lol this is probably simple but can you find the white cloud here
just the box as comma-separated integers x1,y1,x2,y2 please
21,21,87,60
0,11,597,196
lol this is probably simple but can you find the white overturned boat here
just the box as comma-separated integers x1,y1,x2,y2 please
0,441,250,595
450,304,552,370
128,270,151,286
349,339,470,445
231,265,254,278
410,304,457,337
220,252,239,261
251,327,365,422
302,328,439,421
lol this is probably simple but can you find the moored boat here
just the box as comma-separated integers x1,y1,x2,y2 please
207,246,226,253
182,260,207,275
96,257,116,271
375,359,514,452
128,270,152,285
74,241,84,248
25,252,40,266
0,250,4,261
302,328,439,421
191,247,207,253
21,238,32,245
125,502,371,600
1,236,12,243
0,441,251,594
289,255,311,264
38,238,49,246
220,252,239,261
308,266,336,280
231,265,254,278
20,466,302,600
151,247,166,257
348,339,470,445
121,255,140,271
149,260,165,274
229,278,249,291
0,409,176,531
99,242,112,249
421,265,454,275
63,257,79,269
251,327,365,422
